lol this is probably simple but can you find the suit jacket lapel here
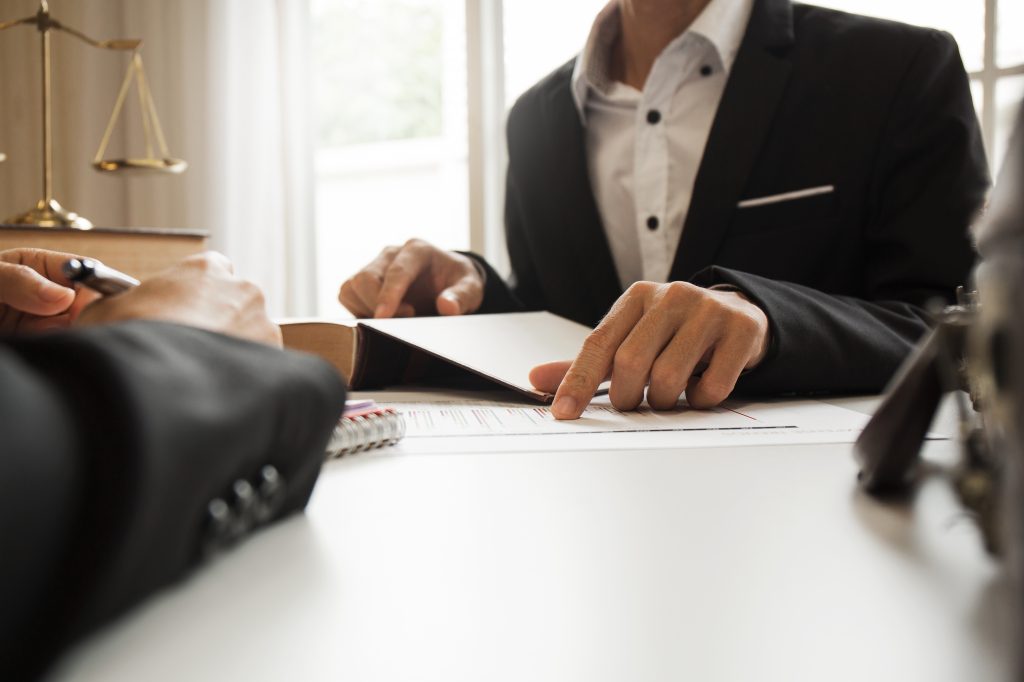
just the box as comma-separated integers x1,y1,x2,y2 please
543,74,624,316
670,0,796,281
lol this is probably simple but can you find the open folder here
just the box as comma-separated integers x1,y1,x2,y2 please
279,311,595,403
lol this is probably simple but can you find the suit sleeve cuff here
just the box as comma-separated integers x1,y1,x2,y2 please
456,251,526,314
690,266,781,385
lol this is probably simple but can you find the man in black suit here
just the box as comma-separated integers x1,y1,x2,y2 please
338,0,988,419
0,248,346,679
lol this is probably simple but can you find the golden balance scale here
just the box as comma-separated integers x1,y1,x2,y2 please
0,0,186,229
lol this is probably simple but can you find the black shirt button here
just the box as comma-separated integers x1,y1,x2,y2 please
646,109,661,124
647,216,659,230
255,465,286,524
202,498,233,558
229,479,257,540
700,65,712,77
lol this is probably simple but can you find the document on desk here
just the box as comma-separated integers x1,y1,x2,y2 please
399,397,773,436
364,391,924,454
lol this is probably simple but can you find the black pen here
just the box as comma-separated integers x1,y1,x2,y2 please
63,257,140,296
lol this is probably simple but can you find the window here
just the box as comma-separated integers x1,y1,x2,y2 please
312,0,1022,314
502,1,607,104
311,0,468,315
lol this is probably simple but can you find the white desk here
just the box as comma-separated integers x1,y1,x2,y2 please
49,397,1011,681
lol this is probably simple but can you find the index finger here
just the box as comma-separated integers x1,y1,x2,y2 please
375,244,428,318
1,248,82,287
0,262,75,317
551,297,644,420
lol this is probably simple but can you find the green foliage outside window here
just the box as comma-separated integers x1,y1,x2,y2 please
313,0,443,147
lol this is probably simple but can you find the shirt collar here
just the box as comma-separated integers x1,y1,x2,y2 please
571,0,754,121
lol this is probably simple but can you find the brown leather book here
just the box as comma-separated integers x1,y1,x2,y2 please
279,312,595,402
0,224,208,280
278,319,359,381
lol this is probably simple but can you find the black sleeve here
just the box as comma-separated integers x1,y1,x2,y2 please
460,249,525,315
0,321,346,678
694,30,988,395
460,103,547,316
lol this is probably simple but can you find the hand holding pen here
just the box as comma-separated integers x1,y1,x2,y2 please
1,248,281,346
0,248,102,334
73,252,283,348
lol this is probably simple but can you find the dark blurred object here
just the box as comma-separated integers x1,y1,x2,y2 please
854,99,1024,678
973,101,1024,681
854,288,1001,544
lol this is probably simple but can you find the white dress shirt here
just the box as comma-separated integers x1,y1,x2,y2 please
571,0,754,289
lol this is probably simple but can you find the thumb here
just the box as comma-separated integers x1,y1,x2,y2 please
435,274,483,317
435,290,463,316
0,262,75,316
529,360,573,394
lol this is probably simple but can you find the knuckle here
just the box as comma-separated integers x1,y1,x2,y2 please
352,271,380,289
656,282,700,313
663,281,693,301
382,245,400,258
624,282,644,297
240,280,264,303
696,295,726,322
187,252,218,273
649,364,681,391
10,263,34,279
674,280,697,294
732,312,760,338
612,347,645,376
338,283,352,303
386,259,413,278
563,369,594,392
581,326,616,357
0,262,34,287
699,379,733,406
5,263,41,287
625,281,656,299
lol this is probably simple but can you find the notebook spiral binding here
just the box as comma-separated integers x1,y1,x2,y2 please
326,408,406,458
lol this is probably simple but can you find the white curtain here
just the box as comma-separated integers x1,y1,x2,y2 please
0,0,316,316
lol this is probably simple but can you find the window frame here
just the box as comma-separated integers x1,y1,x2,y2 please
977,0,1024,159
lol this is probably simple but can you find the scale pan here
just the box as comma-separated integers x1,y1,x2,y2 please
93,157,187,174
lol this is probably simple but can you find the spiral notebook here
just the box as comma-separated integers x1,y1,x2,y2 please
326,400,406,458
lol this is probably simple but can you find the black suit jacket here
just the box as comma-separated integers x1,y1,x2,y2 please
471,0,989,395
0,322,346,679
